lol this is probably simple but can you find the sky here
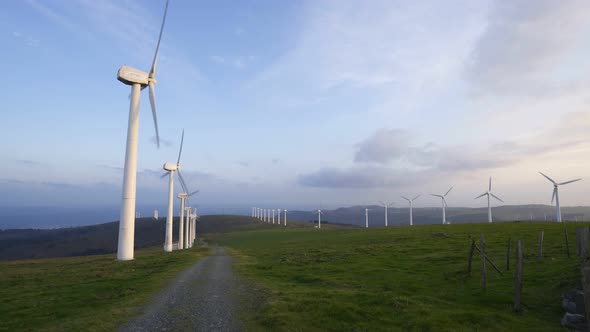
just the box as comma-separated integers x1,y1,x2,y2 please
0,0,589,212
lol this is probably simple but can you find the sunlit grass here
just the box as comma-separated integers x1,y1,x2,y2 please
0,246,210,332
211,221,584,331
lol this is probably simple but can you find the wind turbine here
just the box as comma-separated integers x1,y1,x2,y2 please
272,209,275,224
431,186,453,225
474,177,504,223
116,0,169,261
365,207,370,228
539,171,582,222
162,130,188,252
378,201,394,227
154,209,159,220
284,209,287,226
315,209,324,229
401,195,420,226
277,209,282,225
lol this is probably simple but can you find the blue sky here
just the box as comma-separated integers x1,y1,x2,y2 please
0,0,589,211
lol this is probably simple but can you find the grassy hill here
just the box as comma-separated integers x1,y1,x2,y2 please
205,216,587,331
0,246,210,332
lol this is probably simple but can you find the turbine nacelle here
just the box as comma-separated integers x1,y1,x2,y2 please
163,162,178,171
117,65,149,86
177,193,188,199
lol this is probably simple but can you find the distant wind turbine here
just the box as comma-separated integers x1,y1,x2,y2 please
272,209,275,224
284,209,287,226
474,177,504,223
365,207,370,228
116,0,169,261
161,130,188,252
154,210,159,220
378,201,394,227
277,209,282,225
315,209,324,229
539,171,582,222
431,186,453,225
401,195,420,226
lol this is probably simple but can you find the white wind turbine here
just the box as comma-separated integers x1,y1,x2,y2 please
474,177,504,223
378,201,394,227
283,209,287,226
315,209,324,229
192,207,198,246
277,209,282,225
154,209,159,220
400,195,420,226
179,189,198,249
364,207,370,228
116,0,169,261
161,130,189,252
539,171,582,222
431,186,453,225
272,209,275,224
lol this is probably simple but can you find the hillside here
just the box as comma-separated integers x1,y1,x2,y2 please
209,217,588,331
0,215,332,261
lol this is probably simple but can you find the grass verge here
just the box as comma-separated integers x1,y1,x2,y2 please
0,246,210,332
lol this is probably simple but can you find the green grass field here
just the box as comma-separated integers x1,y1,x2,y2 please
209,219,586,331
0,246,209,332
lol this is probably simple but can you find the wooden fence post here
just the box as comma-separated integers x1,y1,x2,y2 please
507,237,511,271
480,233,486,290
468,239,475,276
514,240,523,312
538,230,544,261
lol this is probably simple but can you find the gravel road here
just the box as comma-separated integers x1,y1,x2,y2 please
120,246,243,332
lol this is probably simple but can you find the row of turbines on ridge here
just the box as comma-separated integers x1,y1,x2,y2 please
253,173,582,229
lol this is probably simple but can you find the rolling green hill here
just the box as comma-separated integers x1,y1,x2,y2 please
205,216,587,331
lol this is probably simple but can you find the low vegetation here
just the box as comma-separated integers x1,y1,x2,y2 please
0,246,209,332
208,218,585,331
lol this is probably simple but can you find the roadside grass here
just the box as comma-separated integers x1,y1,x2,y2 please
0,246,210,332
210,221,585,331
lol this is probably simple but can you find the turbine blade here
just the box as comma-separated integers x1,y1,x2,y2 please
177,169,189,194
160,172,168,179
412,194,421,201
559,178,582,185
177,129,184,165
489,177,492,191
551,187,556,204
148,82,160,148
149,0,169,78
445,186,454,196
490,193,504,202
378,201,385,206
539,171,556,184
400,196,410,201
188,190,199,197
431,194,443,198
474,192,487,199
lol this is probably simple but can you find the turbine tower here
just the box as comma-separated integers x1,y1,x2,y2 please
316,209,324,229
277,209,282,225
116,0,169,261
539,171,582,222
154,210,159,220
431,186,453,225
162,130,188,252
401,195,420,226
272,209,275,224
284,209,287,226
177,193,187,249
365,207,370,228
474,177,504,223
378,201,394,227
